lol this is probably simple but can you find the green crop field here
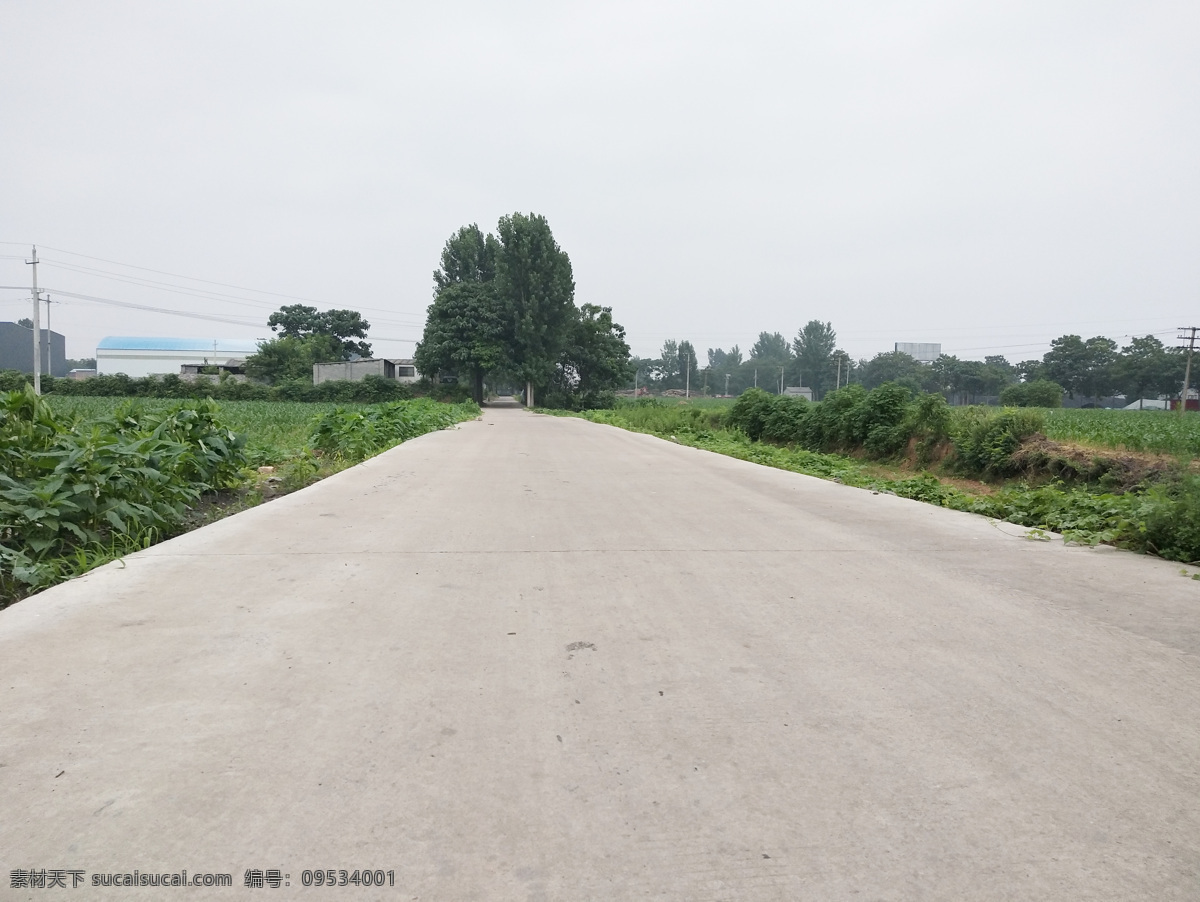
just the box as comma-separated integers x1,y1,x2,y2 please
44,397,356,465
3,393,479,605
1041,409,1200,457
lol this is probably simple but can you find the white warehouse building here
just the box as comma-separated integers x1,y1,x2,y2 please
96,336,262,378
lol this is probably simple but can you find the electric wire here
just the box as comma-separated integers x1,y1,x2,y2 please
7,242,1190,357
37,245,428,319
49,290,420,342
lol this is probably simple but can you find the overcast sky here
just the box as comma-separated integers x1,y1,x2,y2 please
2,1,1197,365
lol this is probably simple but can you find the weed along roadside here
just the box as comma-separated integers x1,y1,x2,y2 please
541,386,1200,566
0,389,479,608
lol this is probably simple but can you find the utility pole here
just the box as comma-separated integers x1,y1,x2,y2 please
43,295,52,379
779,366,784,394
26,245,41,395
724,372,730,397
1180,326,1199,415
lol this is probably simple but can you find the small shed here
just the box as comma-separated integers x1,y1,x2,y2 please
386,358,419,383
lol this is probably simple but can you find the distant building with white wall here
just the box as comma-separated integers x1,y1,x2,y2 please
96,337,261,378
782,386,814,400
895,342,942,363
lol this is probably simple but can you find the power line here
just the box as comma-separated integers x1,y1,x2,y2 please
36,289,422,341
38,257,428,324
37,244,428,320
39,244,339,305
52,290,268,329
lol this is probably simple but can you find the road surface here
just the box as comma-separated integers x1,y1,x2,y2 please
2,401,1198,900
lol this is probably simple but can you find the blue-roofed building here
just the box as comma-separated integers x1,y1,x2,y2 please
96,336,263,378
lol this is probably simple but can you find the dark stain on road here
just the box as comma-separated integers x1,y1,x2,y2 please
565,641,595,659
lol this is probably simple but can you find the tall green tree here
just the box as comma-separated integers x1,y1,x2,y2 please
750,331,791,363
629,356,655,392
658,339,680,387
267,304,372,358
1015,359,1044,383
706,346,747,395
1113,335,1183,401
677,340,701,392
928,354,961,399
414,282,508,404
417,213,623,408
245,333,345,383
859,351,927,393
1043,334,1119,401
1079,337,1118,401
980,356,1017,397
494,213,576,404
433,223,498,291
546,304,633,405
791,320,837,397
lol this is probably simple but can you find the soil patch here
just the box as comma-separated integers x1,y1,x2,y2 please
1013,435,1187,490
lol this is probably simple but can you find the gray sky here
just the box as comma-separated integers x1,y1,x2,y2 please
2,1,1197,365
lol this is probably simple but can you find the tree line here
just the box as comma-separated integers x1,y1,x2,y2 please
640,323,1188,405
230,253,1183,410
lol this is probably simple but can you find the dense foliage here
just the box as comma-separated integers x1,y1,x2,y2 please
310,399,479,462
417,215,632,406
999,380,1065,408
414,280,508,405
244,304,375,383
726,385,955,462
0,388,246,597
1,393,480,606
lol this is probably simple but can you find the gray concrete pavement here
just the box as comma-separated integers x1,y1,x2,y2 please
2,402,1199,900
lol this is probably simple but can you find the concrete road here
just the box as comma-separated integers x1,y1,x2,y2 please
2,402,1198,900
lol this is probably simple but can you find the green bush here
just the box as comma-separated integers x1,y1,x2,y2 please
727,388,779,441
728,383,945,460
0,388,247,598
310,399,479,462
803,384,866,450
1142,476,1200,563
999,380,1064,408
852,383,913,457
951,407,1046,476
761,396,810,443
